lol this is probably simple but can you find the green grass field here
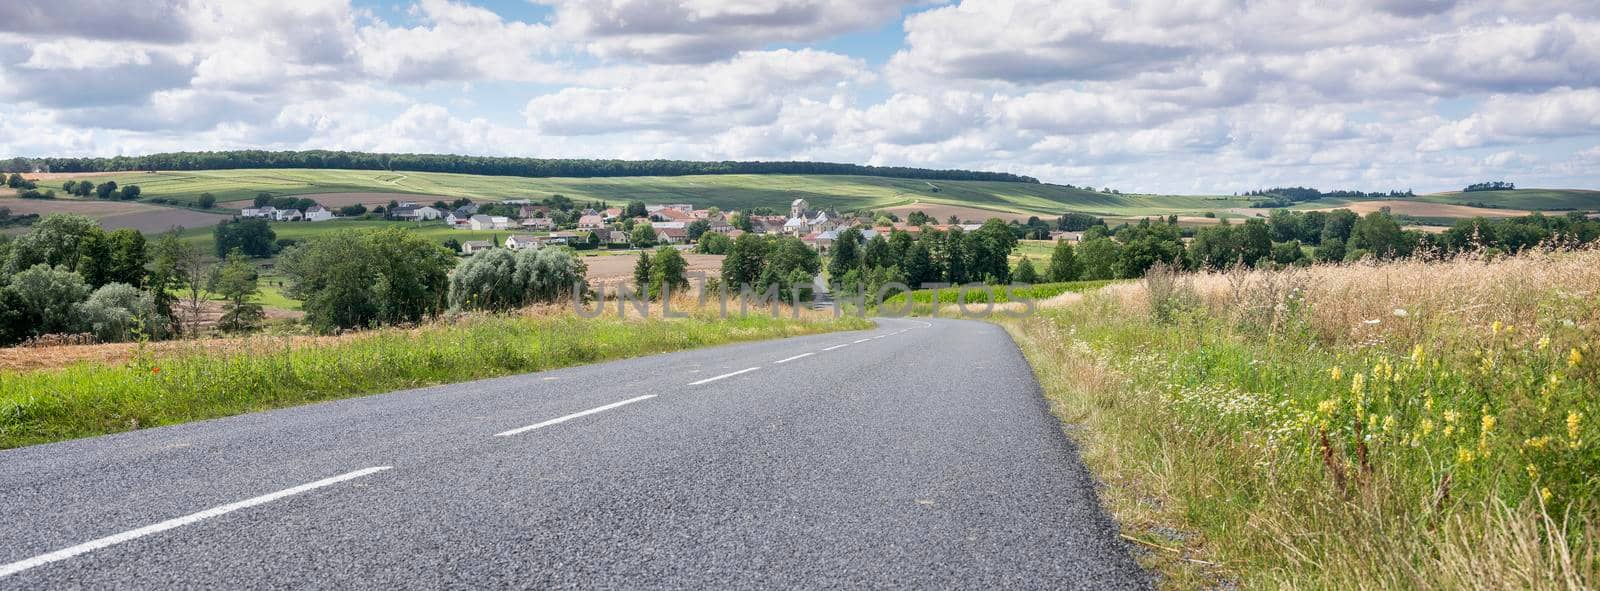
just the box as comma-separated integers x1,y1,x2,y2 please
1419,189,1600,211
0,312,869,448
45,168,1254,218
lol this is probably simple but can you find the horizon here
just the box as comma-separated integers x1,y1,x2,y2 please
2,1,1599,195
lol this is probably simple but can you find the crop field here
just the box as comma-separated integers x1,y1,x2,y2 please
0,195,229,233
30,169,1255,218
1419,189,1600,211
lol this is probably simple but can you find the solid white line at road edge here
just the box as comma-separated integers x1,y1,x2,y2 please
774,352,814,364
496,395,657,436
688,367,760,386
0,466,392,579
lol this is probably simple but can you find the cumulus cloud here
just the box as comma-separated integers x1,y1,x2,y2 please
0,0,194,43
524,49,869,135
0,0,1596,194
544,0,915,63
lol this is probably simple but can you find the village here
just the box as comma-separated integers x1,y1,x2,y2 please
236,196,1076,255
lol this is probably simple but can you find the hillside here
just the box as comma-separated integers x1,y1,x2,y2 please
1417,188,1600,211
28,169,1254,219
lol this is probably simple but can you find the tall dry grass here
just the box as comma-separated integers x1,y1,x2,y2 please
1006,247,1600,589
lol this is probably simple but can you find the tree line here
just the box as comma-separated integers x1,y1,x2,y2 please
24,150,1040,183
1464,181,1515,192
1242,186,1413,207
1038,209,1600,283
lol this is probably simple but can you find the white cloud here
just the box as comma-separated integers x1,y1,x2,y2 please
1421,88,1600,150
524,49,869,135
544,0,914,63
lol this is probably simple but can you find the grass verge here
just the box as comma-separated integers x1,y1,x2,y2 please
999,249,1599,589
0,311,869,449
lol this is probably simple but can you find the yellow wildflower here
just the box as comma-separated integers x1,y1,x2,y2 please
1524,436,1551,450
1537,336,1551,351
1443,410,1460,424
1383,415,1397,433
1411,344,1425,364
1568,411,1583,445
1542,488,1554,503
1351,373,1365,396
1329,366,1342,382
1492,320,1503,335
1570,348,1584,368
1481,414,1496,433
1457,447,1475,464
1420,419,1435,437
1527,464,1540,480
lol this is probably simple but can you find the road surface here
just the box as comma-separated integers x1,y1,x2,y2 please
0,317,1146,589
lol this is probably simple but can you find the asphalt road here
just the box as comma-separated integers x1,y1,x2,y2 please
0,317,1147,589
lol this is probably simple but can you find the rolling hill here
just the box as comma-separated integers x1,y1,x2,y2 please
28,168,1254,219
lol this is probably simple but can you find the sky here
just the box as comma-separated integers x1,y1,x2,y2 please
1,0,1598,195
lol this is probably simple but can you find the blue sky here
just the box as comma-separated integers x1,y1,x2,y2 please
1,0,1598,194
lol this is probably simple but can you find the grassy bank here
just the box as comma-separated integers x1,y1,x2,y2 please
0,311,869,449
1001,250,1599,588
878,280,1114,315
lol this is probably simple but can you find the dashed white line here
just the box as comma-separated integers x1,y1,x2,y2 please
822,344,850,351
852,338,872,344
688,367,761,386
775,352,814,364
0,467,392,579
495,395,657,436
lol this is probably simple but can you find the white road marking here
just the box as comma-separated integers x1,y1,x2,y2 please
774,352,814,364
496,395,657,436
852,338,872,344
688,367,760,386
0,467,392,579
822,344,850,351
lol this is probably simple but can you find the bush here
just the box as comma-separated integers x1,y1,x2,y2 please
448,246,588,311
77,283,167,342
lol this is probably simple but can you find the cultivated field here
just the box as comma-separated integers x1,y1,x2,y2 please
1421,188,1600,211
29,169,1256,218
220,192,451,211
0,196,229,233
1310,199,1533,218
583,252,725,288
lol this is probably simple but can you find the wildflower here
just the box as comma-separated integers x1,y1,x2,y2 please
1411,344,1425,364
1537,336,1551,351
1457,447,1475,464
1350,373,1365,396
1393,308,1408,318
1524,436,1551,450
1382,415,1397,433
1329,366,1342,382
1568,411,1583,446
1527,464,1540,480
1317,399,1337,416
1542,487,1554,503
1492,321,1503,335
1443,410,1461,424
1481,414,1496,434
1570,348,1584,368
151,367,161,374
1419,419,1435,437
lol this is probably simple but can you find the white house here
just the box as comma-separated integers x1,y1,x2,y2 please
521,217,555,230
461,240,494,255
470,215,512,231
273,209,303,222
577,214,606,230
305,206,335,222
392,205,443,221
240,206,276,219
505,235,542,250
